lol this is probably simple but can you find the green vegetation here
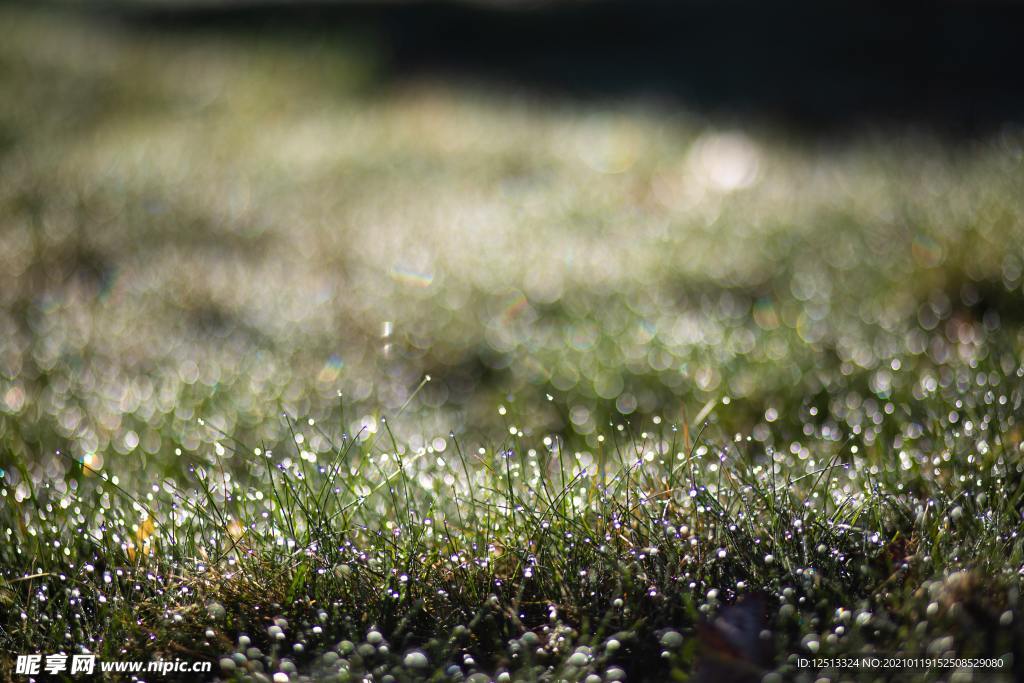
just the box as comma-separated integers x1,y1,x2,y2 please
2,5,1024,681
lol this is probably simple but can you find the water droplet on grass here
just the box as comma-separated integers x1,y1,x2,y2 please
403,651,428,669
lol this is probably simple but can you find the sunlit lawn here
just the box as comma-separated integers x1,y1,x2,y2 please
2,4,1024,681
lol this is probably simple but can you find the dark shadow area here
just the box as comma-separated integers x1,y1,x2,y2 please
31,0,1024,136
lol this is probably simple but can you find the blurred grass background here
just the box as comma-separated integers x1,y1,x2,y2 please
1,0,1023,513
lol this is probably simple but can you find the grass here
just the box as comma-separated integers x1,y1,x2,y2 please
4,385,1024,682
2,3,1024,681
